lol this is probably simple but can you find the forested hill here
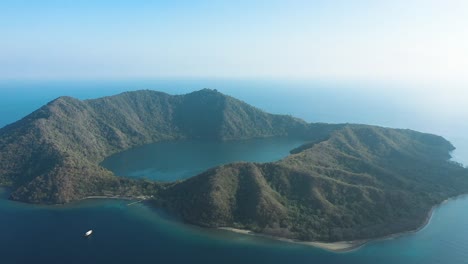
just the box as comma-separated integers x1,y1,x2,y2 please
1,88,467,243
157,125,468,242
0,89,313,203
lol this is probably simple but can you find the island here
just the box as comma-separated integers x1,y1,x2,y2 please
1,89,467,250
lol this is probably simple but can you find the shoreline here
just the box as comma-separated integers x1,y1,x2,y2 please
217,198,450,253
3,186,466,252
80,195,135,201
79,195,151,206
217,227,367,253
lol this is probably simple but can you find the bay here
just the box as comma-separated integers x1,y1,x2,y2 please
101,137,305,181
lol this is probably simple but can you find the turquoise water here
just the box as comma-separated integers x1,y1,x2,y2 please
1,80,468,264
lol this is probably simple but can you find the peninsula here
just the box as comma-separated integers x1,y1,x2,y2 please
1,89,467,245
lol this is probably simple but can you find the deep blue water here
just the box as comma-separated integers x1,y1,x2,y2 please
1,80,468,264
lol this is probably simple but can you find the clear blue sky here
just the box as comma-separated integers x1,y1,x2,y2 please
1,0,467,83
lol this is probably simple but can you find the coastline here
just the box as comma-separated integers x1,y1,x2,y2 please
217,199,447,253
0,185,147,204
81,195,135,201
3,186,466,253
217,227,366,252
80,195,151,201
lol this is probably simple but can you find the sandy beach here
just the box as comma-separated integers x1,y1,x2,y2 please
218,227,366,252
79,194,468,252
217,201,445,253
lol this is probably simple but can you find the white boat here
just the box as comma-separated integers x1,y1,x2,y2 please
84,230,93,237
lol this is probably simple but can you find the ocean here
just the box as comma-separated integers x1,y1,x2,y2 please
1,79,467,264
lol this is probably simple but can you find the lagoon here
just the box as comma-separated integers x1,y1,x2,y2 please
101,137,305,181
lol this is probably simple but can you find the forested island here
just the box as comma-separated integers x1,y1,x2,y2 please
1,89,467,243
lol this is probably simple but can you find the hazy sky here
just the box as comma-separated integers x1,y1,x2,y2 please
1,0,467,83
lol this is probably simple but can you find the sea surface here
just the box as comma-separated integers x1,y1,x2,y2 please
1,79,468,264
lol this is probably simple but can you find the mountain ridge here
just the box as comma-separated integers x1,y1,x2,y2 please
157,124,467,241
0,89,313,203
0,88,467,243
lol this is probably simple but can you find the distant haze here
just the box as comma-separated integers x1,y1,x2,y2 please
0,0,467,85
0,80,466,158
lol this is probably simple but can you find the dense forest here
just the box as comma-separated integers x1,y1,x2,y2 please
158,125,468,241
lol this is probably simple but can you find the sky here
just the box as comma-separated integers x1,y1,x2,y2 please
0,0,467,84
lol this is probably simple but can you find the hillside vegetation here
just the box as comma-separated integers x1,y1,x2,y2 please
157,125,468,241
0,89,311,203
1,89,467,242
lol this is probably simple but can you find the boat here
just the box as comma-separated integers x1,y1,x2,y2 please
84,230,93,237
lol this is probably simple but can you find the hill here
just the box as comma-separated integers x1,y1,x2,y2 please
1,89,467,243
0,89,312,203
157,125,468,241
